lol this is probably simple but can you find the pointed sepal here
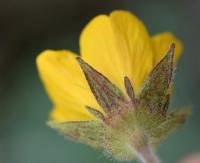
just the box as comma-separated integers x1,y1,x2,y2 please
149,108,191,146
137,44,175,115
85,106,105,120
77,57,126,114
124,76,136,106
48,120,105,148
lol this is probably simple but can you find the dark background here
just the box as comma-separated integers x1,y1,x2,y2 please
0,0,200,163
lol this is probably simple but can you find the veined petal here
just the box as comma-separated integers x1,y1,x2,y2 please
80,10,154,94
36,50,101,122
151,32,183,65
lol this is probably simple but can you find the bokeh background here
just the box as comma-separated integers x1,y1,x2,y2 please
0,0,200,163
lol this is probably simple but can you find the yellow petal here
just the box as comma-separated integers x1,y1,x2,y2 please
50,106,94,122
151,32,183,65
36,50,101,122
80,10,154,94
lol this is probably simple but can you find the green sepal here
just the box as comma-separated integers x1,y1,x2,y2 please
85,106,105,120
149,108,191,147
137,44,175,115
77,57,126,114
48,120,105,148
129,106,190,147
124,76,136,106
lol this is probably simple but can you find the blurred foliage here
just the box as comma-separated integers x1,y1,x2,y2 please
0,0,200,163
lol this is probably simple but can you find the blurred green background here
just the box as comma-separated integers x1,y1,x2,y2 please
0,0,200,163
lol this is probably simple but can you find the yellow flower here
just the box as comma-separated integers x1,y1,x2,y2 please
36,10,182,122
37,10,189,162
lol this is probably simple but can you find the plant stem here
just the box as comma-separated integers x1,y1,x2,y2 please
135,143,160,163
131,130,160,163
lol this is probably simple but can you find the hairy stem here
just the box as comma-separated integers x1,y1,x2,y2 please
135,143,160,163
131,130,160,163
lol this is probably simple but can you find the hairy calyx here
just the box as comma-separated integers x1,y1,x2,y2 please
49,44,190,162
